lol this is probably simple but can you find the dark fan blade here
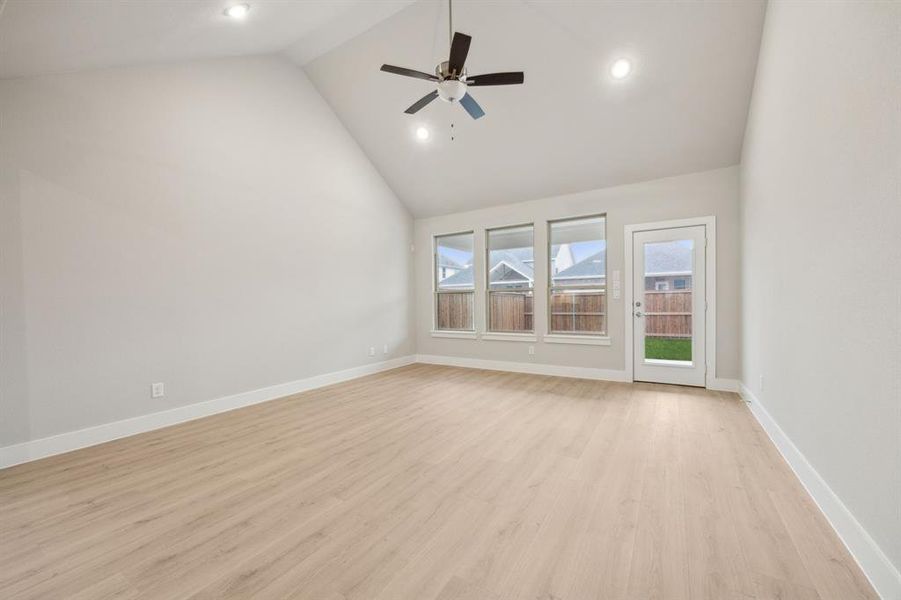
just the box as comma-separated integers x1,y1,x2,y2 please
467,72,525,86
459,92,485,120
448,32,472,74
404,90,439,114
381,64,437,81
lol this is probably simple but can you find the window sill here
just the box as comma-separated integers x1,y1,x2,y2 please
481,332,537,343
543,334,611,346
431,330,477,340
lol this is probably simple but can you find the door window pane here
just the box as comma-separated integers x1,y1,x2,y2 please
643,239,693,361
487,225,534,332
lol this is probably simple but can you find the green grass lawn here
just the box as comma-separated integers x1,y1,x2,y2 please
645,337,692,361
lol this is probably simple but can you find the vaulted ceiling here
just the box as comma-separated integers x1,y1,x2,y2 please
305,1,766,217
0,0,413,78
0,0,766,218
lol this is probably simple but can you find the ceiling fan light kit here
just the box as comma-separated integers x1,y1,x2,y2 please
379,0,524,121
437,77,467,103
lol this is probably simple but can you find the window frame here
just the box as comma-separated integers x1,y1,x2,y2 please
546,214,608,337
485,223,535,334
433,230,475,333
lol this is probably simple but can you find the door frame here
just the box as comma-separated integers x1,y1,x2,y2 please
623,216,717,388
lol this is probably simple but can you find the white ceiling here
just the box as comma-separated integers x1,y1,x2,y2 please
305,1,766,217
1,0,765,218
0,0,413,79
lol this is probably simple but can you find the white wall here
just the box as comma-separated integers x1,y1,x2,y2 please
740,0,901,589
414,166,741,380
0,55,414,447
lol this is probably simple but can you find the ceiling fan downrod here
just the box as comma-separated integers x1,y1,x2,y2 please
448,0,454,53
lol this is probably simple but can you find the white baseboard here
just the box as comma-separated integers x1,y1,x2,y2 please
415,354,629,382
740,383,901,600
707,377,740,392
416,355,743,393
0,355,415,470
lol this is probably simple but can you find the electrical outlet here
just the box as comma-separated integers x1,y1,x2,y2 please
369,347,375,357
528,345,535,356
383,344,388,354
759,375,764,392
151,382,165,398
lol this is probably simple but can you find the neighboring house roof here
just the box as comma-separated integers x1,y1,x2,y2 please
439,266,474,287
644,242,692,275
441,242,691,289
490,249,534,282
439,249,534,288
553,242,690,282
555,250,606,281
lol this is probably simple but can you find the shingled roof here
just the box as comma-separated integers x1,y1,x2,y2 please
440,241,690,288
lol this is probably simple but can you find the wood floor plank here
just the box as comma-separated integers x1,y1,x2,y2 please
0,365,878,599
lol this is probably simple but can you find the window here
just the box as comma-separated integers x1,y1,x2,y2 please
548,215,606,335
487,225,534,333
655,281,670,291
435,232,474,331
674,278,688,290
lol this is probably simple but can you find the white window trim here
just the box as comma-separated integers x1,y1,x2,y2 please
481,332,537,342
547,214,608,338
543,334,611,346
485,223,536,336
431,330,477,339
434,230,475,333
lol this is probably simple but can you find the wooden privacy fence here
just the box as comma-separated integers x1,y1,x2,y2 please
435,291,536,332
550,291,606,333
437,292,473,330
488,292,533,332
644,290,692,338
437,289,690,337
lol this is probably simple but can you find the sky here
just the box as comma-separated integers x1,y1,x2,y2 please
438,245,472,265
438,240,606,266
558,240,605,262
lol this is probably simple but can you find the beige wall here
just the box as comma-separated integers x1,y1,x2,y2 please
414,166,741,379
740,0,901,578
0,55,414,446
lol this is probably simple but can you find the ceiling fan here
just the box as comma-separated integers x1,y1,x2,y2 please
379,0,524,120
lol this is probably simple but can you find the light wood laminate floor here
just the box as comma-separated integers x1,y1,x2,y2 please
0,364,877,599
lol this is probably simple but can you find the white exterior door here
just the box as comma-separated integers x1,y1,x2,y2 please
632,225,706,386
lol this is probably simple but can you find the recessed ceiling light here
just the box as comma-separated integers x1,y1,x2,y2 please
610,58,632,79
224,4,250,19
416,127,430,141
